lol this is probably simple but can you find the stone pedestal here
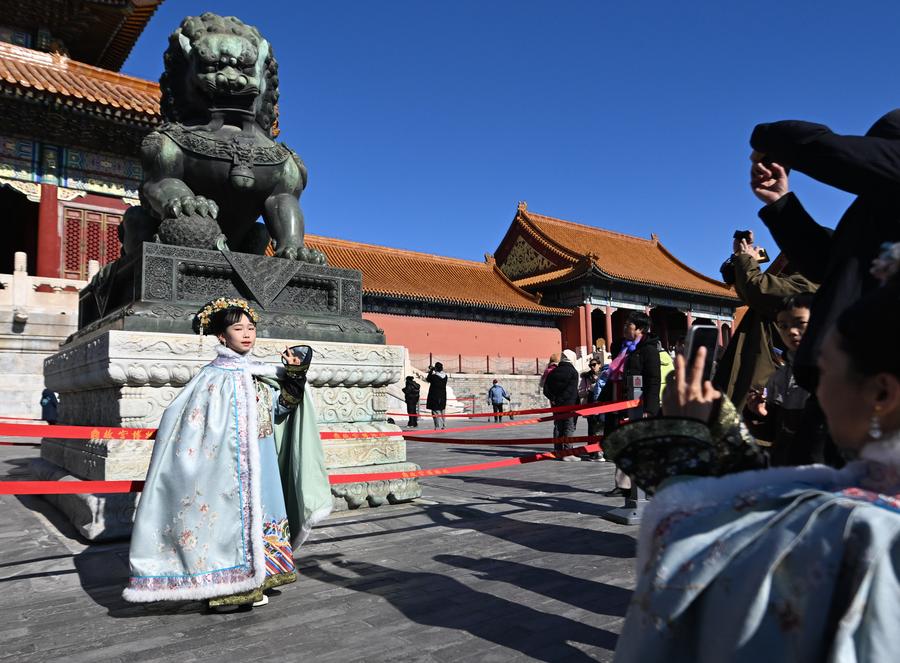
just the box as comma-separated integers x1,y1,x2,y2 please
75,242,384,344
36,329,421,540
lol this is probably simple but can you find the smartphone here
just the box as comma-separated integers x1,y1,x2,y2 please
684,325,718,383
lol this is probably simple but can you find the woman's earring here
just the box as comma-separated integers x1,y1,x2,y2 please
869,413,883,440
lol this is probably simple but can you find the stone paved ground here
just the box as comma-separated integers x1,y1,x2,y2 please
0,414,637,662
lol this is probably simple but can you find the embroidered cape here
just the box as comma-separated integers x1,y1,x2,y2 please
123,346,332,602
607,410,900,662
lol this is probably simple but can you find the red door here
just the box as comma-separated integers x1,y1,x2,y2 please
61,206,122,280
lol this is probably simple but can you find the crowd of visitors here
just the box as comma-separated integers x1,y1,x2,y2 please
601,111,900,660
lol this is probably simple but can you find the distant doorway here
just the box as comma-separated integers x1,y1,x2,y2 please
0,186,38,274
650,306,687,352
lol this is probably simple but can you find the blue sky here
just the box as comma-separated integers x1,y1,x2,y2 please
124,1,900,279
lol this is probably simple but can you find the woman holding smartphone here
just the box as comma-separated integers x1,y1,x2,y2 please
124,298,332,611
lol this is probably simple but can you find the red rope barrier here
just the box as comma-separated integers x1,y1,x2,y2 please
0,423,156,440
403,434,600,446
386,402,589,419
0,443,603,494
0,400,639,443
0,480,146,495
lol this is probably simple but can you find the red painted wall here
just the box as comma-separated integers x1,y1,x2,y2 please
364,313,561,357
558,307,583,351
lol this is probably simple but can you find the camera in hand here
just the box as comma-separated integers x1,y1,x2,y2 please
733,230,770,263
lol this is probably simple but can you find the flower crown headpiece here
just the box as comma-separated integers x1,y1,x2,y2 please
193,297,260,335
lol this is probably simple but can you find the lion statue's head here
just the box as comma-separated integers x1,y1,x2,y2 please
160,13,280,136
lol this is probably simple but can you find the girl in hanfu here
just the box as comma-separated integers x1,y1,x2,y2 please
123,297,333,611
605,243,900,662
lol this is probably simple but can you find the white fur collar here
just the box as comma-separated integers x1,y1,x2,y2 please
211,344,279,377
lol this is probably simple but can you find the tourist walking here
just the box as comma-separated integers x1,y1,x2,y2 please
543,349,580,460
402,376,420,427
426,362,449,429
487,379,511,422
123,297,332,610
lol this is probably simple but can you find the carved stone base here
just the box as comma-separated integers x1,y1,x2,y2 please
39,329,422,539
330,462,423,509
75,242,383,345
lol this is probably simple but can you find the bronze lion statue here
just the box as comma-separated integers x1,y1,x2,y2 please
121,13,325,263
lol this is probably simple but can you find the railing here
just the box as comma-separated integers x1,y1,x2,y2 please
0,252,88,315
409,353,544,376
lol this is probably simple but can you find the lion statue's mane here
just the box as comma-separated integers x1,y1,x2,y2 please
159,13,280,135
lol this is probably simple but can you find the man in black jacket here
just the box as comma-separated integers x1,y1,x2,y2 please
543,349,581,461
600,311,662,495
750,111,900,392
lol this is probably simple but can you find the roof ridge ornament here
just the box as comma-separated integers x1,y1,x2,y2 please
517,200,528,211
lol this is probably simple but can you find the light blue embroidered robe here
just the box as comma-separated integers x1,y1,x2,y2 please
123,346,332,602
614,439,900,663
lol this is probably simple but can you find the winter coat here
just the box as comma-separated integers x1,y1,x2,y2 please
425,371,448,410
578,370,603,404
713,253,818,411
750,110,900,390
40,388,58,423
600,334,662,417
402,381,420,405
542,360,579,406
743,355,810,466
487,384,510,404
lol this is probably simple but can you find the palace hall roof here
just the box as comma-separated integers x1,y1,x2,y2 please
0,42,160,124
497,204,738,300
6,0,164,71
305,234,572,317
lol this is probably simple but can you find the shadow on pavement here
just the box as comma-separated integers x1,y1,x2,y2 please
426,503,636,558
434,554,632,616
300,554,618,661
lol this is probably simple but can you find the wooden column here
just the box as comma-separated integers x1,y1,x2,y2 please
605,305,615,347
582,303,592,355
36,183,60,278
715,319,723,347
685,311,694,328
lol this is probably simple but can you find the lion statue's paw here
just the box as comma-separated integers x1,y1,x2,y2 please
164,195,219,220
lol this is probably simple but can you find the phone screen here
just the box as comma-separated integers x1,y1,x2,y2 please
684,325,718,382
